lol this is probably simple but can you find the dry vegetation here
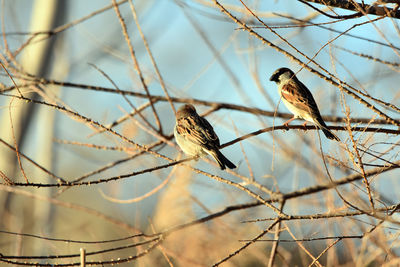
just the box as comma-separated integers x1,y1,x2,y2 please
1,0,400,266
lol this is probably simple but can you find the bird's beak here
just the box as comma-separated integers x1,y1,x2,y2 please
269,73,277,82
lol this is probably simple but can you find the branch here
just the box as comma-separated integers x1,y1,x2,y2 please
0,82,394,125
302,0,400,19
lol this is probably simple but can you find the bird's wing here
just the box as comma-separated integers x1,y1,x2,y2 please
176,115,219,149
281,81,321,115
199,116,220,146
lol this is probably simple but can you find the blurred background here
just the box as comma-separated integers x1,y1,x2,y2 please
1,0,400,266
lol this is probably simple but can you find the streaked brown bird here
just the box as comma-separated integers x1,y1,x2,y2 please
270,67,339,141
174,104,236,170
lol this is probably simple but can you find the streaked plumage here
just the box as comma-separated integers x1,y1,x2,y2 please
174,104,236,170
270,67,339,141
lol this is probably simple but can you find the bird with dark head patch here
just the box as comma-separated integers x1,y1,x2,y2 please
270,67,339,141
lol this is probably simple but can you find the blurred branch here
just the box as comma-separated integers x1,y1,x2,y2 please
0,185,139,232
10,0,129,57
98,159,178,204
212,219,280,266
345,114,375,210
267,200,285,267
285,222,323,266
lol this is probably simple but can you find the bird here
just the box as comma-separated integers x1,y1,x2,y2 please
174,104,236,170
269,67,339,141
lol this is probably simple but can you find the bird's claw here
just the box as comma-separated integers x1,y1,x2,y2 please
283,123,290,131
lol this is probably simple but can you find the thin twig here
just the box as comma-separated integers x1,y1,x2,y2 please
212,219,280,267
111,0,162,133
128,0,176,115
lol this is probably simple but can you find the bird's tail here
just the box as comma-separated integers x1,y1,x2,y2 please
314,117,340,141
209,149,236,170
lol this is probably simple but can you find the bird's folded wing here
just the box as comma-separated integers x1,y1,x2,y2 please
281,83,319,113
176,116,219,148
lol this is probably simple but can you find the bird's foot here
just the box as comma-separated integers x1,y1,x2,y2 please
283,117,296,130
283,122,290,130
